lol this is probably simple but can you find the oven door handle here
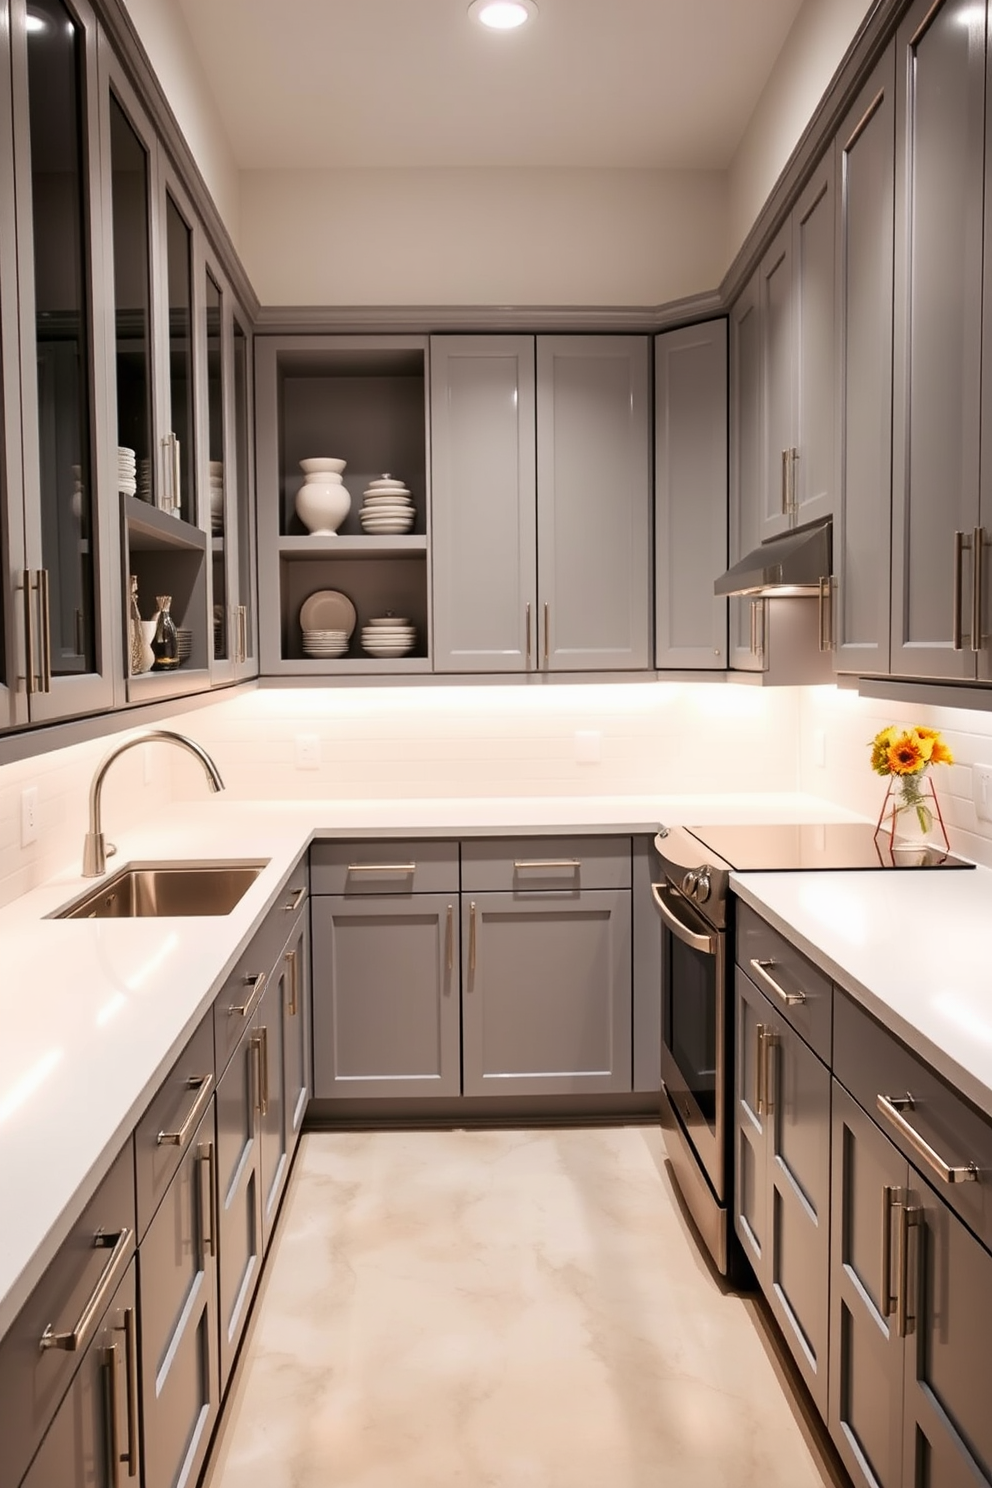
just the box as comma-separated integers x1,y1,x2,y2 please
651,882,718,954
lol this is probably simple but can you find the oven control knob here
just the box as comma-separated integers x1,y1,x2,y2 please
682,870,699,897
695,868,712,903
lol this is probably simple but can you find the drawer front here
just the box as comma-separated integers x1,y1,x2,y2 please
835,991,992,1251
736,902,832,1062
134,1012,215,1240
460,836,632,893
0,1141,136,1488
310,839,460,895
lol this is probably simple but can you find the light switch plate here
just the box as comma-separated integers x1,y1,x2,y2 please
974,763,992,822
20,786,38,846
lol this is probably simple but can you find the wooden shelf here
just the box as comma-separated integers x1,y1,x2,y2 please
123,494,206,553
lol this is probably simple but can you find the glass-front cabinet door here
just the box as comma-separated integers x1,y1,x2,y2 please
0,0,27,729
232,310,256,677
162,176,197,524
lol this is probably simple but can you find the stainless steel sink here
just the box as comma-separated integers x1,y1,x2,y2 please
51,860,269,919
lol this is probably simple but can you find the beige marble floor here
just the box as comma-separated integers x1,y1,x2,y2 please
205,1127,838,1488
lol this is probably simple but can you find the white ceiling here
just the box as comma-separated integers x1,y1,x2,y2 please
176,0,807,172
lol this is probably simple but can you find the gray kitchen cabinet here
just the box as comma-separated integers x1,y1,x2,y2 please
890,0,989,682
312,891,461,1099
758,218,795,543
138,1096,219,1488
729,273,763,671
734,962,831,1417
430,334,651,673
18,1258,139,1488
430,335,536,672
833,42,896,676
460,839,632,1097
654,320,728,670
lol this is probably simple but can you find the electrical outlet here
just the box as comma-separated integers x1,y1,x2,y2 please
20,786,38,847
575,730,602,764
974,763,992,822
295,733,321,770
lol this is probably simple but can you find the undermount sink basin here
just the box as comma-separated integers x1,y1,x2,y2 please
51,860,269,920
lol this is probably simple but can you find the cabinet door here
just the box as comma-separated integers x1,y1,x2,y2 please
216,1022,261,1392
536,336,651,671
729,273,763,671
256,964,288,1250
13,0,120,722
139,1100,219,1488
281,910,310,1160
758,221,796,542
430,335,536,672
834,44,896,675
461,889,632,1097
654,320,728,670
311,892,461,1098
829,1081,907,1488
157,167,199,525
904,1171,992,1486
793,158,836,530
890,0,986,680
0,0,26,730
231,309,257,678
20,1259,139,1488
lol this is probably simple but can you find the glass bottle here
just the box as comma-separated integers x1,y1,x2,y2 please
128,574,144,675
151,595,179,670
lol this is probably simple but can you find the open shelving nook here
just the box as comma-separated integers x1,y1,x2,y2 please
121,495,209,701
255,336,431,674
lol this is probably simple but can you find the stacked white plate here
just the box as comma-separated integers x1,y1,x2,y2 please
361,616,417,657
209,460,224,534
176,629,193,663
359,474,415,535
302,627,350,659
137,458,152,501
118,446,136,497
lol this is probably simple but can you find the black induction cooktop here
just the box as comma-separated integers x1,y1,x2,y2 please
684,821,974,871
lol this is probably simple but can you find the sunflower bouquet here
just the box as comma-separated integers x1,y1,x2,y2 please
869,724,953,837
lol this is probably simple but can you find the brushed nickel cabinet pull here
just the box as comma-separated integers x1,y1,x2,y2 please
22,570,37,694
895,1201,921,1339
284,885,307,912
198,1141,216,1264
973,526,985,653
347,862,416,875
237,604,247,664
38,568,52,692
526,602,532,666
446,904,454,973
104,1342,122,1488
818,575,834,652
755,1024,766,1118
251,1032,263,1121
789,448,799,518
469,901,477,976
650,882,716,954
122,1305,138,1478
156,1073,213,1147
763,1030,779,1117
749,957,806,1006
876,1093,978,1183
749,597,758,657
881,1184,898,1318
952,530,970,650
543,602,550,664
40,1227,133,1351
514,859,580,872
286,948,298,1017
229,971,266,1018
781,449,790,515
259,1025,270,1117
172,433,182,513
749,598,766,660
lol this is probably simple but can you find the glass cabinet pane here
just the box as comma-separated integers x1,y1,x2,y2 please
233,315,253,661
165,191,195,523
109,92,152,504
206,269,227,659
27,0,94,676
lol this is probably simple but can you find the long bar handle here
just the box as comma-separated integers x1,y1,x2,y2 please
818,575,834,652
347,862,416,875
229,971,266,1018
104,1342,122,1488
259,1025,269,1116
973,526,985,654
953,530,969,651
469,901,477,976
881,1184,898,1318
22,570,37,695
198,1140,216,1263
876,1093,979,1183
650,882,717,954
172,433,182,513
40,1227,133,1351
896,1200,921,1339
156,1073,213,1147
763,1029,778,1117
251,1032,264,1121
237,604,247,665
286,947,298,1017
749,957,807,1006
544,602,550,664
755,1024,766,1118
781,449,790,516
38,568,52,692
526,602,532,666
789,448,799,517
284,885,307,912
514,859,581,872
446,904,454,973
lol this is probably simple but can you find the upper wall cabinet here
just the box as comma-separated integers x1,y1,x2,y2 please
654,320,728,670
890,0,991,683
729,273,762,672
431,334,652,674
833,42,896,677
3,0,120,726
0,0,25,730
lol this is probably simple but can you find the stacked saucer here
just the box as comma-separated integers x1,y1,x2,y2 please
303,628,350,659
137,458,152,501
359,474,415,535
209,461,224,534
176,629,193,663
118,446,136,497
361,616,417,658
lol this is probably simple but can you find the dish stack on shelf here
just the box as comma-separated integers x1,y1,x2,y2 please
361,615,417,657
359,474,415,535
176,629,193,664
299,588,357,660
137,458,152,501
118,446,136,497
214,605,225,657
209,461,224,534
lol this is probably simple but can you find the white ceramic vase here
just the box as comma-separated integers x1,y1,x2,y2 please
295,457,350,536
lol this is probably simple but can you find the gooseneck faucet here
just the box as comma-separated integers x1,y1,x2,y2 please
82,729,225,877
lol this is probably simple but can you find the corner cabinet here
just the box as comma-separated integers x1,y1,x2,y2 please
430,334,652,673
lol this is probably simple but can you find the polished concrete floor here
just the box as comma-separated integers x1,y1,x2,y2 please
205,1127,839,1488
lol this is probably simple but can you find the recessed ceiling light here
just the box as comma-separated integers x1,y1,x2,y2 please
468,0,538,31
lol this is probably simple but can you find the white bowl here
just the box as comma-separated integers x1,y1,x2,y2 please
367,616,411,627
300,457,347,476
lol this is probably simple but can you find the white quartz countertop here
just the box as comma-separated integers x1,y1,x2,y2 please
0,789,914,1339
731,865,992,1123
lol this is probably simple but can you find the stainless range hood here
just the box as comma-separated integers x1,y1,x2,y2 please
714,516,832,597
